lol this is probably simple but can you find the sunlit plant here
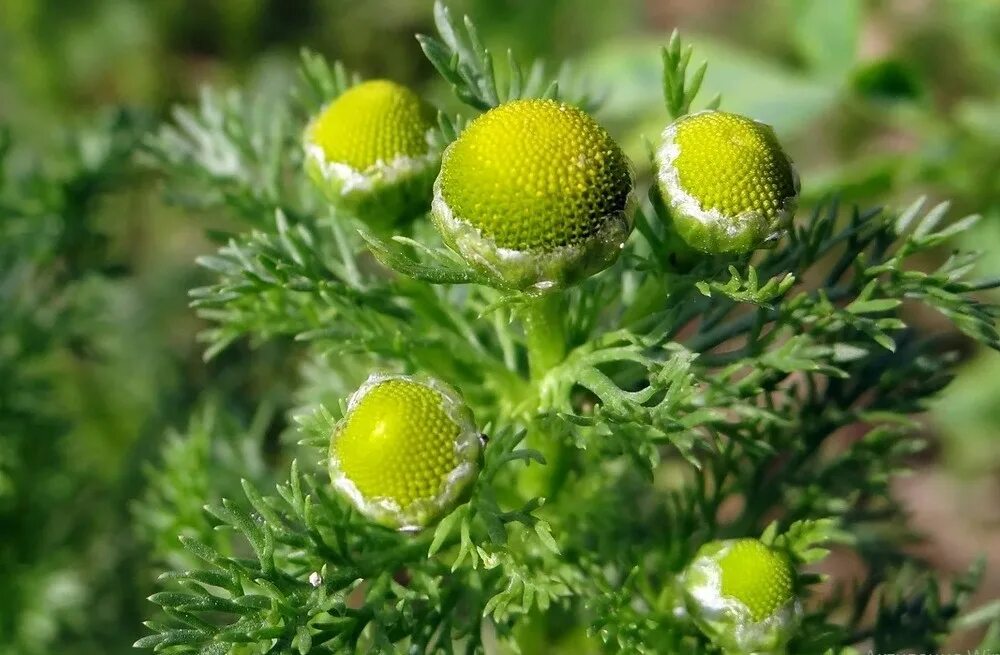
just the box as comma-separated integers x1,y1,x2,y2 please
136,3,1000,653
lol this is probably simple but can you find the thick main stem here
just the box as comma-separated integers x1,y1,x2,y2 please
518,292,567,379
516,292,571,501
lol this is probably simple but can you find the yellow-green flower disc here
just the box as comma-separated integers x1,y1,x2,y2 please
718,539,795,622
682,538,801,654
304,80,438,225
656,110,799,254
329,373,480,530
433,98,635,291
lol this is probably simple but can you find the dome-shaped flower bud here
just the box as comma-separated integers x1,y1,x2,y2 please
655,110,799,255
432,98,635,291
329,373,481,530
681,538,801,654
304,80,438,225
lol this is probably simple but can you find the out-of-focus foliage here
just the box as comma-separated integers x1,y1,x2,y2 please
0,114,147,654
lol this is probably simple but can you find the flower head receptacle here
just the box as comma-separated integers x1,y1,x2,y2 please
681,538,801,654
304,80,438,226
329,373,481,530
655,110,799,255
432,98,635,291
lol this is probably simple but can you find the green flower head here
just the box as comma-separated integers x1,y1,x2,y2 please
304,80,438,225
329,373,481,530
682,538,801,654
433,98,635,291
655,110,799,254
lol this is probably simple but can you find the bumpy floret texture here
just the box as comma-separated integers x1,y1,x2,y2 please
334,380,459,509
672,111,796,221
718,539,795,622
307,80,434,170
438,99,632,252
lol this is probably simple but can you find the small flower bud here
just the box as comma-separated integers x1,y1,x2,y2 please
432,98,635,291
329,373,481,530
655,110,799,254
681,538,801,654
304,80,438,225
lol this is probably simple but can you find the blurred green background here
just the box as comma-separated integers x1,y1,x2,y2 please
0,0,997,652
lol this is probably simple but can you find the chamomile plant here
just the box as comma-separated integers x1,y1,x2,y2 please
681,538,801,654
432,98,635,292
138,6,1000,655
655,110,799,254
328,373,482,530
304,79,439,226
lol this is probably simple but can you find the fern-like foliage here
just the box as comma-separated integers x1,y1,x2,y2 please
418,2,600,113
136,4,1000,654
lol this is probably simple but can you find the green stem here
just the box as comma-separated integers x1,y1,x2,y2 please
517,292,568,379
515,292,571,502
